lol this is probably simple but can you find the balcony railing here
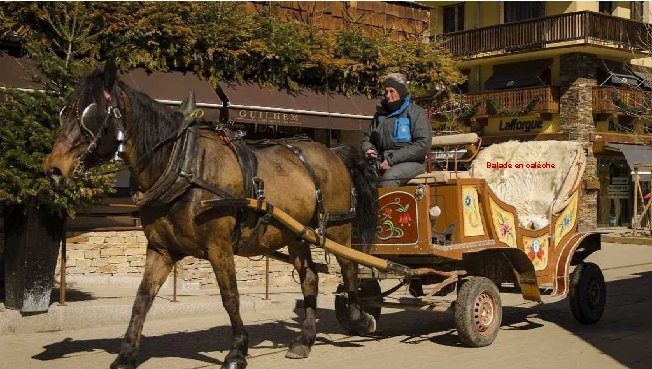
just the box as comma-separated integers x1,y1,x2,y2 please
436,11,652,57
464,86,559,117
593,86,652,114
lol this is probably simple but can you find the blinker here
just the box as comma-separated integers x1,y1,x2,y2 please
81,103,99,126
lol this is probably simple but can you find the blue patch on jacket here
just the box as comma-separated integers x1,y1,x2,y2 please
388,96,412,142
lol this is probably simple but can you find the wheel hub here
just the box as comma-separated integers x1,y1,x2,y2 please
474,291,496,335
586,278,602,306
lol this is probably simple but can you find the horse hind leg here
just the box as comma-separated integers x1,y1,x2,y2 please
206,240,249,369
111,247,174,369
333,229,377,336
285,240,319,359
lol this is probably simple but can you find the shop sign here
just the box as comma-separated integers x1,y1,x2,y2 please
612,177,630,185
596,118,652,135
486,115,559,136
432,121,466,133
432,149,467,160
608,183,630,199
236,109,301,126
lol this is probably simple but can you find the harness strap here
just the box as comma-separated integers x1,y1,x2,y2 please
281,143,330,244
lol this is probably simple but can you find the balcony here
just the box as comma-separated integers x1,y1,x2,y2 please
593,86,652,114
463,86,560,118
436,11,652,58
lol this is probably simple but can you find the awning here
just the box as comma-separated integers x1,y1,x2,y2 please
119,70,376,131
120,69,222,121
217,82,376,131
484,59,551,90
598,60,640,87
632,70,652,90
606,143,652,180
0,52,44,90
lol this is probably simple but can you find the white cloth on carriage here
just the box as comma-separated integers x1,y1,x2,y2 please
470,140,586,231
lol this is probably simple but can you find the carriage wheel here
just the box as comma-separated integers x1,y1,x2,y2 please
454,277,502,347
569,262,606,324
335,279,382,334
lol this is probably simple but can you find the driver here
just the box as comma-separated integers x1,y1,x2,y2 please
362,73,432,187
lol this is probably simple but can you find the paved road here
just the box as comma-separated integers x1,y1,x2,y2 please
1,242,651,369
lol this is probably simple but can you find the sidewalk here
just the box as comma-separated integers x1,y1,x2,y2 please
598,226,652,245
0,281,340,335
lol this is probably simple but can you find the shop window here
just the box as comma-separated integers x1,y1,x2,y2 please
504,2,545,23
599,1,613,15
631,1,644,21
443,3,464,33
458,69,470,93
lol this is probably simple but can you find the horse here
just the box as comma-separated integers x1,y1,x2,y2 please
43,61,378,369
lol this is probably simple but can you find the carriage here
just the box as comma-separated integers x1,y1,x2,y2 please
234,132,605,347
44,62,605,368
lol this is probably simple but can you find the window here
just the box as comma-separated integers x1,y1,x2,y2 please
631,1,644,21
599,1,613,15
443,3,464,33
504,2,545,23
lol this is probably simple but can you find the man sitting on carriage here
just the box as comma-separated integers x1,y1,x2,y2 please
362,73,432,187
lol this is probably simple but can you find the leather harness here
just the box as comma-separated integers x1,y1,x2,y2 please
128,111,356,251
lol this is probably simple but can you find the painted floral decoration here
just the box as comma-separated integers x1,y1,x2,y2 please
562,214,572,229
464,193,472,209
528,237,545,261
377,197,415,241
497,212,514,242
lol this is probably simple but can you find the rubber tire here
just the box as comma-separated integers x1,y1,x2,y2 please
569,262,606,324
335,279,382,333
455,276,502,347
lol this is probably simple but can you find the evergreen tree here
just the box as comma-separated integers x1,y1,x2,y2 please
0,3,114,215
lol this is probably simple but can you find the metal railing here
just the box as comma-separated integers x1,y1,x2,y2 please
435,11,652,57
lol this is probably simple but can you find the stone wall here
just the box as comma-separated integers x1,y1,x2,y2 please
559,52,599,231
54,230,341,289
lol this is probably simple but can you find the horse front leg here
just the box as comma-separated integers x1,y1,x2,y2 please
285,241,319,359
207,241,248,369
111,247,174,369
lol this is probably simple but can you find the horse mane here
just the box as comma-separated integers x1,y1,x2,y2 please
118,81,185,175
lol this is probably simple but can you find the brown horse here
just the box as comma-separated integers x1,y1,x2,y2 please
43,62,378,369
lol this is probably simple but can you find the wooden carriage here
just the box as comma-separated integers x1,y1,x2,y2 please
232,134,605,348
342,134,605,347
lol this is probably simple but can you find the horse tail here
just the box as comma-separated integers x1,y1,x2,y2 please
333,145,378,246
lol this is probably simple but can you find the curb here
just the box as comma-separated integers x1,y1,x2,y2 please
0,291,337,335
602,235,652,246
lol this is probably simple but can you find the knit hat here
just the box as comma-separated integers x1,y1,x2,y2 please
382,73,409,99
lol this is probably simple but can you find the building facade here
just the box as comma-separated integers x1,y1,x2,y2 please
427,1,652,228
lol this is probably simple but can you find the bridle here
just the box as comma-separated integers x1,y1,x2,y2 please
65,85,202,181
65,86,126,179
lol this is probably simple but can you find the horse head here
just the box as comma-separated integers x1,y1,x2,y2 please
43,61,123,189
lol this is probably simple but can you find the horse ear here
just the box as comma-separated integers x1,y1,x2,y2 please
103,59,117,90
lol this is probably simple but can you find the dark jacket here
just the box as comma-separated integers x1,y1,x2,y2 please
361,96,432,165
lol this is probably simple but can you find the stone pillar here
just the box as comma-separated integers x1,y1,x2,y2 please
559,53,598,231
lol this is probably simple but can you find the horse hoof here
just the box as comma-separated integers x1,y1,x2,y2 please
352,313,376,335
285,341,311,359
110,361,136,369
221,359,247,369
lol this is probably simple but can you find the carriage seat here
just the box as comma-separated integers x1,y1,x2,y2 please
431,132,479,147
407,170,472,185
407,133,480,185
